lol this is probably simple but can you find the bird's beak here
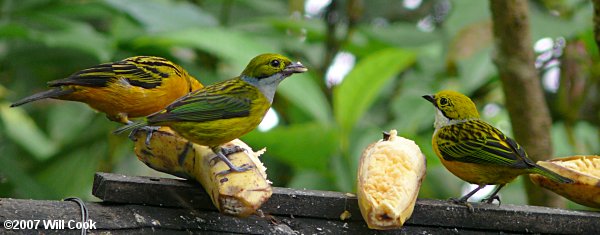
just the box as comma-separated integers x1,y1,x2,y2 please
422,94,435,104
283,61,308,75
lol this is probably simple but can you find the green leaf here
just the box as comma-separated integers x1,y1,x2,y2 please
0,150,50,199
104,0,217,33
457,48,495,94
242,123,337,171
278,73,332,124
0,24,31,38
331,154,353,192
48,103,95,145
333,48,416,135
35,144,104,199
0,13,111,61
389,73,436,135
286,170,333,190
530,4,592,41
135,28,275,77
0,103,59,160
361,23,440,47
445,0,490,36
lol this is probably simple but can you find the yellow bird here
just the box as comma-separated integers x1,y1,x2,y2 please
423,90,572,204
11,56,203,124
116,53,307,174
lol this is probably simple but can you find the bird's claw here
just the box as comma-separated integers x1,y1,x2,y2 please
216,163,253,176
127,126,160,147
482,195,501,205
209,145,245,166
210,146,253,175
449,197,475,213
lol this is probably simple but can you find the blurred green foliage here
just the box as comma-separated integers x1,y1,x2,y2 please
0,0,597,209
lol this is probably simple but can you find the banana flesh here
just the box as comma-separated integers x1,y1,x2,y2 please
530,155,600,208
133,127,272,217
357,130,427,229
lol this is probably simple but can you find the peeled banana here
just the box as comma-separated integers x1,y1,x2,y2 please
357,130,426,230
530,155,600,208
132,127,272,217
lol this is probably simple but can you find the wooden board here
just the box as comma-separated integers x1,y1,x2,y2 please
0,172,598,234
92,172,599,234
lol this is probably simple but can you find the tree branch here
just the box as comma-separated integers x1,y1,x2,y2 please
489,0,565,207
593,0,600,51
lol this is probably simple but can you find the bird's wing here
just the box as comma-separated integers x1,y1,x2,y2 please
436,120,525,167
48,56,176,89
502,136,538,168
147,82,252,123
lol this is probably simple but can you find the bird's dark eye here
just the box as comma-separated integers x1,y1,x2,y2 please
439,97,448,105
270,59,280,67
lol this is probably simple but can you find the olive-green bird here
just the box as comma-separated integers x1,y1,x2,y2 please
423,90,573,204
115,53,307,174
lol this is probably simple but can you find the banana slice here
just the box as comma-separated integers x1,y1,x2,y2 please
133,127,272,217
357,130,426,229
530,155,600,208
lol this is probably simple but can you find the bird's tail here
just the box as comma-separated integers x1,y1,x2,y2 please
531,165,574,184
10,88,73,107
114,120,149,135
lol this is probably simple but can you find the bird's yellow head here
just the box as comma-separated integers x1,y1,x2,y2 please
422,90,480,127
241,53,307,79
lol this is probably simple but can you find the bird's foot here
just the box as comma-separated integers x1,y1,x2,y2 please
210,146,253,175
449,198,475,213
208,145,245,165
216,163,253,176
481,195,501,205
128,126,161,147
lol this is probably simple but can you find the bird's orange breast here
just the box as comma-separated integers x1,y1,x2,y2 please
60,76,201,123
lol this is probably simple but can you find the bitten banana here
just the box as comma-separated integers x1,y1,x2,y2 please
133,127,272,217
357,130,426,230
530,155,600,208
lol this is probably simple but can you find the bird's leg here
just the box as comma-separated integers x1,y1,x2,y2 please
450,184,486,212
221,145,246,155
209,145,246,165
64,197,88,235
451,184,485,203
210,146,253,175
481,184,505,205
177,141,193,166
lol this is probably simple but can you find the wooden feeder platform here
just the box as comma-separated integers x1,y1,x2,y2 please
0,172,598,234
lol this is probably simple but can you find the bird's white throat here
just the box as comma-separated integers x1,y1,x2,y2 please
242,74,286,103
433,109,473,130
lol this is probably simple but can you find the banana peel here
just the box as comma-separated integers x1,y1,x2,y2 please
132,127,272,217
357,130,427,229
530,155,600,208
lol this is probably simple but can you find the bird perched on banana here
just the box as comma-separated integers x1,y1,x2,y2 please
10,56,203,124
115,53,307,175
423,90,572,205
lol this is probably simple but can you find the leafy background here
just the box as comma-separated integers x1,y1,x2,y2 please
0,0,597,209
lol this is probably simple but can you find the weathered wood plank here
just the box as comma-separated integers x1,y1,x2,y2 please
92,172,600,234
0,198,512,234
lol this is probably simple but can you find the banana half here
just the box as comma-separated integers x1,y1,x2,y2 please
133,127,272,217
357,130,427,229
530,155,600,208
